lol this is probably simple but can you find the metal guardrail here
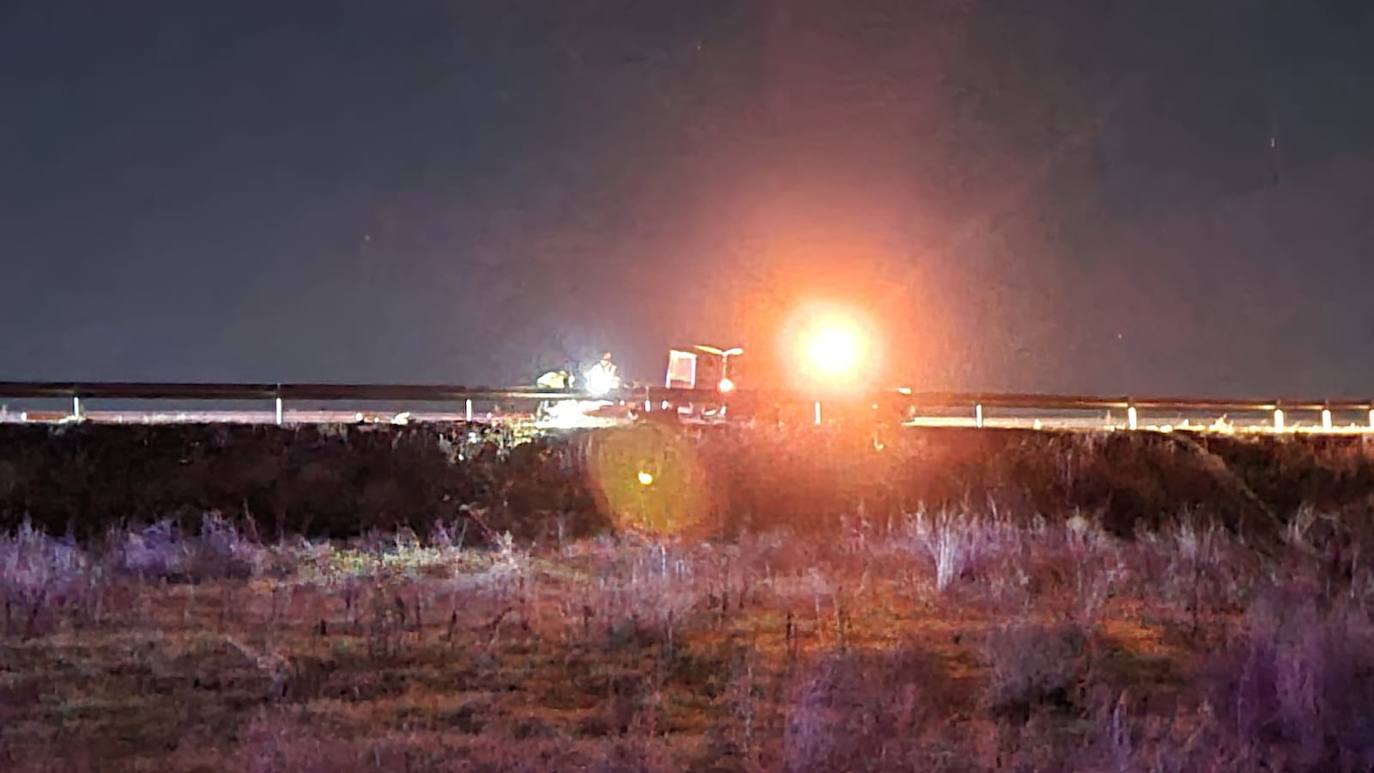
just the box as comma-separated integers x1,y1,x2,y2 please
0,382,1371,429
0,382,587,402
0,382,1370,409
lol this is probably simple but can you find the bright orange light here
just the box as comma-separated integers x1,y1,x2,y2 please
806,325,863,376
777,300,881,390
793,307,873,389
717,377,735,393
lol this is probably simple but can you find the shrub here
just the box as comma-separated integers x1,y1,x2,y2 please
782,646,945,771
194,512,262,579
107,514,262,582
1207,589,1374,771
108,519,191,579
984,621,1088,717
1078,691,1248,772
905,507,1015,592
0,520,99,635
576,536,704,650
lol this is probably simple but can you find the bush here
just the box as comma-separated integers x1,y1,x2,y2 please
1207,589,1374,771
905,507,1016,592
573,536,706,650
0,520,99,635
107,513,262,582
984,621,1087,717
782,646,946,771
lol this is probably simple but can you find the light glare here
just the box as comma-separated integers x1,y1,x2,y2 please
585,367,617,396
807,326,862,375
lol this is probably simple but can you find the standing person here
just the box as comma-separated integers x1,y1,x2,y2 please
598,352,619,383
585,352,621,395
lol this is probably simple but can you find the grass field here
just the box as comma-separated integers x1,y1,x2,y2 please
7,424,1374,770
4,496,1374,771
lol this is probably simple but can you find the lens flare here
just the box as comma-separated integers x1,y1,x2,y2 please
587,424,709,536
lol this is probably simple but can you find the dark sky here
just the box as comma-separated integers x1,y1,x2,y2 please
2,1,1372,396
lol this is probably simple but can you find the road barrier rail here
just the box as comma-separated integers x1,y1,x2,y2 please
0,382,1369,429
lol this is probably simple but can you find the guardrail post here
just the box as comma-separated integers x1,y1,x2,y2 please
71,394,83,422
465,399,473,422
274,392,283,426
1322,408,1333,432
1273,407,1285,433
813,400,822,426
975,403,984,428
1127,404,1138,431
1369,407,1374,430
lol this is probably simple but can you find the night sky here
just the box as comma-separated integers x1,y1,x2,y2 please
2,1,1372,396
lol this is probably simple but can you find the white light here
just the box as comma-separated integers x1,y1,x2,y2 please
585,367,618,396
1322,409,1333,431
814,400,822,425
1274,408,1285,432
637,470,655,486
539,399,618,429
1127,405,1138,431
717,377,735,393
975,403,984,428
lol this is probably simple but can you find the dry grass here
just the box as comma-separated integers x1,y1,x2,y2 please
3,506,1374,772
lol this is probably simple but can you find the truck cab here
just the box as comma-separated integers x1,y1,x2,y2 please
664,345,744,421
